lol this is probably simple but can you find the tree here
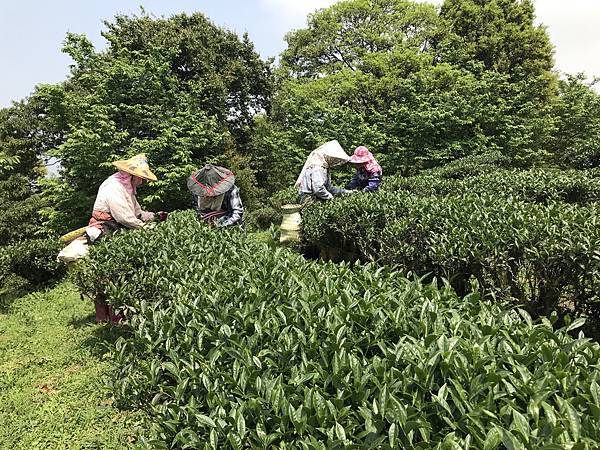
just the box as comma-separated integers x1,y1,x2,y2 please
252,0,559,191
44,12,273,231
439,0,554,82
281,0,441,78
0,85,66,180
547,75,600,169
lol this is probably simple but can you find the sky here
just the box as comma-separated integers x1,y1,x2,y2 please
1,0,599,107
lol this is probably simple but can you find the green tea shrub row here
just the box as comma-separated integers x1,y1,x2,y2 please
424,151,512,181
383,168,600,205
73,212,600,448
302,192,600,323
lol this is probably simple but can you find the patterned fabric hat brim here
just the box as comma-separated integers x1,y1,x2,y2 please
348,155,371,164
187,164,235,197
113,154,157,181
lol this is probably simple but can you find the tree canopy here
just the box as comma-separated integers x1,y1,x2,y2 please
42,12,272,231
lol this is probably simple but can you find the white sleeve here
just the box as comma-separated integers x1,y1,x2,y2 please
133,196,155,222
108,191,146,229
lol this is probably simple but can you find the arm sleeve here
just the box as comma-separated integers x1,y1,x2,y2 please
108,193,146,229
325,173,347,196
133,196,155,222
363,172,382,192
311,168,334,200
219,188,244,227
346,172,360,190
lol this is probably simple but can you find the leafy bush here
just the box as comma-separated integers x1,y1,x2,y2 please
245,207,282,231
72,211,600,448
0,175,65,297
6,238,65,287
383,168,600,205
424,151,512,180
302,182,600,325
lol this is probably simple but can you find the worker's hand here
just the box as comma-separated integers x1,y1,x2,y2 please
342,189,357,196
157,211,169,222
216,217,228,227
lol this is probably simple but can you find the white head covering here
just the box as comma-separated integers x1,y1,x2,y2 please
295,140,350,186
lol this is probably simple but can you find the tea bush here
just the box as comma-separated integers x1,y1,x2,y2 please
383,168,600,205
73,211,600,448
302,182,600,324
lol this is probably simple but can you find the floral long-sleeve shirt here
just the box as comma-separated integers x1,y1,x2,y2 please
346,168,382,192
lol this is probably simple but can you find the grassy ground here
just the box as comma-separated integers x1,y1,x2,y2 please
0,282,143,449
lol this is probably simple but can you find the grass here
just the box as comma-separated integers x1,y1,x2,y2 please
0,282,143,449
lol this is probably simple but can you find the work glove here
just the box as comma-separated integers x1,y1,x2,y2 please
216,217,229,227
342,189,357,196
157,211,169,222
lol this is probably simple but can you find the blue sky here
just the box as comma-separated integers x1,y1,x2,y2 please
1,0,599,107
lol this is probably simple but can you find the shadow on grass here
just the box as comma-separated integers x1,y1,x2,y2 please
74,317,134,359
0,278,66,314
0,291,26,314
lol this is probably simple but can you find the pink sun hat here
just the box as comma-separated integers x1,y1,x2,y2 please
349,146,373,164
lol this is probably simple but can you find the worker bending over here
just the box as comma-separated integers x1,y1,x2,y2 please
346,146,382,192
88,153,166,239
187,164,244,227
296,140,352,204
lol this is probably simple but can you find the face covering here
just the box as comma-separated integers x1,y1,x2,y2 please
198,194,225,211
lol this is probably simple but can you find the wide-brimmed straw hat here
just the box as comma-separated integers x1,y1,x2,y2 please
187,164,235,197
113,154,157,181
348,146,372,164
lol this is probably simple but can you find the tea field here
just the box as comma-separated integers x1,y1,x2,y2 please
70,211,600,448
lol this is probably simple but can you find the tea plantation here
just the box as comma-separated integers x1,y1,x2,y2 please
302,167,600,333
72,211,600,448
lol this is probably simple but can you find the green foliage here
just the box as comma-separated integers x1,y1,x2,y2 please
425,151,512,180
44,12,272,232
302,169,600,325
385,167,600,204
439,0,554,81
0,85,66,180
4,239,65,288
245,207,282,231
73,211,600,448
0,175,47,245
281,0,441,78
0,176,64,297
252,0,563,189
546,75,600,169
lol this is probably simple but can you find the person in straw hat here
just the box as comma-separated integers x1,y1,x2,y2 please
345,146,382,192
296,140,353,204
187,164,244,227
87,153,166,238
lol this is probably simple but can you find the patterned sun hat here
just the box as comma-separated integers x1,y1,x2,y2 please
187,164,236,197
348,146,372,164
112,154,158,181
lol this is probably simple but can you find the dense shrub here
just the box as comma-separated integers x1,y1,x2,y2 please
383,168,600,205
5,239,65,287
302,180,600,325
245,207,282,231
0,176,65,297
73,211,600,448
